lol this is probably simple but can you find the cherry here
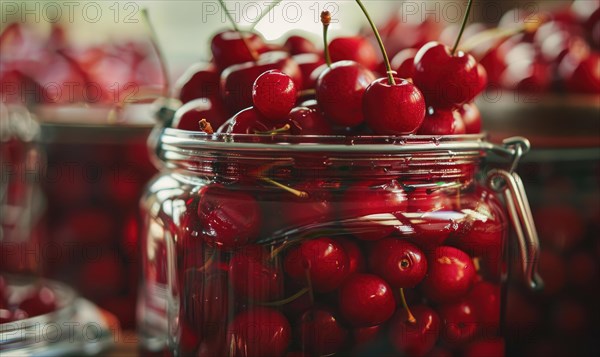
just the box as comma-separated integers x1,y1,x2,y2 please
422,246,476,303
292,53,326,90
197,185,261,249
184,271,228,337
227,307,290,357
175,63,220,104
228,107,273,134
284,35,318,55
172,97,227,131
210,30,265,70
463,338,505,357
18,286,57,317
353,325,381,348
500,58,552,93
368,238,427,288
279,180,335,228
338,180,408,241
221,51,302,115
288,105,333,135
252,70,298,122
389,305,441,357
363,77,426,135
413,42,481,108
438,298,479,345
458,103,482,134
417,107,467,135
560,52,600,93
229,245,283,301
316,61,375,127
284,237,348,292
407,186,452,213
467,281,500,332
338,273,395,327
294,306,348,355
391,48,417,79
329,36,378,71
337,237,366,274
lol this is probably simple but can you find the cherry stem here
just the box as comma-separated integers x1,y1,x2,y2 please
217,0,259,61
304,267,315,305
298,89,316,98
459,23,539,53
259,288,309,307
249,0,283,30
254,123,292,135
473,257,481,272
399,288,417,324
259,177,309,198
321,11,332,67
355,0,395,84
199,119,214,134
141,8,170,97
451,0,474,55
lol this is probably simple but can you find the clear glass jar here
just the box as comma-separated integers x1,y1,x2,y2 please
138,128,539,357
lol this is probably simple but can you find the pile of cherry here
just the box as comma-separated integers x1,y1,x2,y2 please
170,180,507,357
0,275,58,323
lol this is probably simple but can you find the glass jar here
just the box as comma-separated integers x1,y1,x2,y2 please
138,128,540,357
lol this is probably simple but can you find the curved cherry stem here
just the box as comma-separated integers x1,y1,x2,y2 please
259,288,309,307
259,177,309,198
249,0,283,30
321,11,332,67
451,0,474,55
399,288,416,324
141,8,170,97
217,0,259,61
355,0,395,84
305,267,315,305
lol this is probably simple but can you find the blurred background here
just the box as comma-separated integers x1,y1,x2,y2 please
1,0,599,356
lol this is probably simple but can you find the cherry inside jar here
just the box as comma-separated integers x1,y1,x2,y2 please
139,130,513,357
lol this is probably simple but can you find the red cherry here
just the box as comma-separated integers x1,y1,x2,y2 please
389,305,441,357
197,185,261,249
279,180,335,228
229,245,283,301
407,187,452,213
227,307,291,357
468,281,500,333
284,35,319,55
292,53,326,90
369,238,427,288
500,59,552,93
221,51,302,115
463,338,505,357
172,97,227,131
413,42,481,108
337,237,366,274
458,103,482,134
338,273,396,327
316,61,376,127
363,77,426,135
353,324,381,348
288,105,333,135
329,37,378,71
252,70,298,122
184,271,228,337
391,48,417,79
175,63,220,104
560,52,600,93
228,107,273,134
284,237,348,292
18,286,57,317
338,181,408,241
422,246,476,303
417,107,466,135
294,306,348,355
210,30,265,70
438,298,479,345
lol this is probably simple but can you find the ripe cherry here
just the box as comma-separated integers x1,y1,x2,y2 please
288,105,333,135
210,30,265,70
18,286,57,317
228,107,274,134
252,70,298,122
227,307,291,357
391,48,417,79
500,59,552,93
560,52,600,93
389,305,441,357
417,107,467,135
293,53,326,90
338,273,396,327
438,298,479,345
316,61,375,127
175,63,220,104
353,325,381,348
294,306,348,356
337,237,366,274
422,246,476,303
284,35,318,55
197,185,261,249
279,180,335,228
458,103,482,134
338,180,408,241
284,237,348,292
229,245,283,301
172,97,227,131
329,36,378,71
368,238,427,288
468,281,500,333
413,42,481,108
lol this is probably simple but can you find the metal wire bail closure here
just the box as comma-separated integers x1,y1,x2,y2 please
488,137,543,291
